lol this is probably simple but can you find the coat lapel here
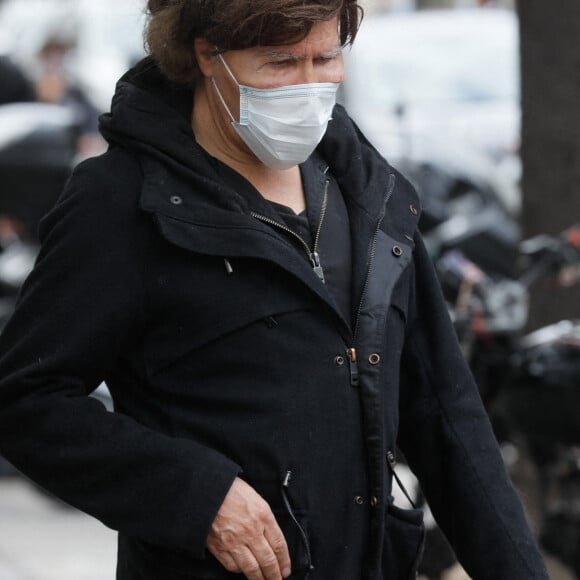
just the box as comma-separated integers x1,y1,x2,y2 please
139,157,351,335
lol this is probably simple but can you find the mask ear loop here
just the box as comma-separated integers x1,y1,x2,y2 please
211,53,244,125
211,77,237,124
217,53,240,86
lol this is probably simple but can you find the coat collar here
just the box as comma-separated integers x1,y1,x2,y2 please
104,58,422,330
138,147,420,339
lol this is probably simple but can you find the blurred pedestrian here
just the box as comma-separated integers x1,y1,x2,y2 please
0,1,549,579
0,54,36,303
0,55,35,104
35,36,105,157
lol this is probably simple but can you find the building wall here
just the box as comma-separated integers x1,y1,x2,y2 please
362,0,515,13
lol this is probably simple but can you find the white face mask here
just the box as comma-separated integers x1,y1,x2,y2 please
212,54,340,170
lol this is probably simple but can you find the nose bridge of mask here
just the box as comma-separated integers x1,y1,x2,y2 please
246,84,338,124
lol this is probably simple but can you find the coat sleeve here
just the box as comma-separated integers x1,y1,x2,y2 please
0,154,241,557
397,233,548,580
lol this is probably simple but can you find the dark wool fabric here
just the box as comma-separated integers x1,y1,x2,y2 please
0,58,548,580
216,152,353,324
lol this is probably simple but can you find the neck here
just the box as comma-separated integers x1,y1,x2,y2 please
248,168,306,214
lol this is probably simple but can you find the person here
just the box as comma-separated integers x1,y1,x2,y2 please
0,55,36,105
34,35,105,157
0,1,549,579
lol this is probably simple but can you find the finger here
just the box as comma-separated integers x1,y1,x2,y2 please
211,549,240,574
264,522,291,578
230,547,266,580
250,534,284,580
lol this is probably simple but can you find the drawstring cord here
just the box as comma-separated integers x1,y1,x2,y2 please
281,471,314,575
387,451,417,509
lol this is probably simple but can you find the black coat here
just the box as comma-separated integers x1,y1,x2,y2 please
0,59,548,580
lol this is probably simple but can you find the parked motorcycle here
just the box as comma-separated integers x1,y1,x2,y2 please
434,224,580,578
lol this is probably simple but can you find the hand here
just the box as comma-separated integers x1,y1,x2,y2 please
207,477,292,579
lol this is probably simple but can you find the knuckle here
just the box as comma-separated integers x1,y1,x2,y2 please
241,521,258,536
255,502,272,521
219,529,239,548
272,536,288,554
222,560,240,573
261,553,278,568
244,562,261,576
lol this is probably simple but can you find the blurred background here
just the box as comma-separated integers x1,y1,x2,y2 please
0,0,579,578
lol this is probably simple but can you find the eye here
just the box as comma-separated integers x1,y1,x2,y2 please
316,58,331,66
315,52,341,65
269,59,293,68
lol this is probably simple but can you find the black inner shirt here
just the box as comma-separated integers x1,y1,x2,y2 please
208,151,353,328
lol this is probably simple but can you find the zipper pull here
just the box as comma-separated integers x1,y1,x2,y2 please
308,251,325,283
386,451,397,468
347,348,359,387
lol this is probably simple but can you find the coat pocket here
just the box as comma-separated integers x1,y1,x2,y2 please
382,499,426,580
122,531,310,580
118,482,313,580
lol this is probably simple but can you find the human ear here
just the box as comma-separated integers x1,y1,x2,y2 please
194,37,214,78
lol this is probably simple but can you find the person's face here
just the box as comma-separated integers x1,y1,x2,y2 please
194,17,344,165
218,16,344,89
197,17,344,122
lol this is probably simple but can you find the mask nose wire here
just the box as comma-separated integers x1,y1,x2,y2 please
211,53,240,124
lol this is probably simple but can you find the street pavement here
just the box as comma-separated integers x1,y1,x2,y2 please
0,475,576,580
0,477,116,580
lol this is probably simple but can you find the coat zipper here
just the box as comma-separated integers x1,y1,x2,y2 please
251,179,329,284
346,173,396,387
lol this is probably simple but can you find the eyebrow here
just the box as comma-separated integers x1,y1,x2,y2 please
261,45,343,61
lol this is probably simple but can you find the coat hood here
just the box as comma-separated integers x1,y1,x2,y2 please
99,57,393,216
98,58,421,320
100,59,200,172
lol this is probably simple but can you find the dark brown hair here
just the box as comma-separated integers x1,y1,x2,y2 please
146,0,362,84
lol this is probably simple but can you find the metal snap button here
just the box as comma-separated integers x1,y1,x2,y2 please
410,204,418,215
370,496,379,507
334,355,345,366
392,245,403,257
354,495,364,505
368,353,381,366
170,195,183,205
